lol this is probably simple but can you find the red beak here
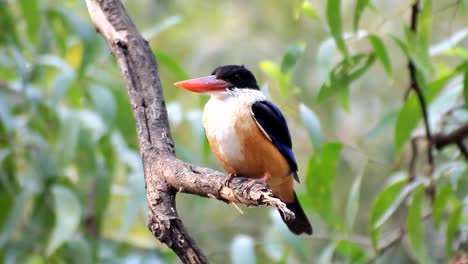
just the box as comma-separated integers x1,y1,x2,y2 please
174,75,231,93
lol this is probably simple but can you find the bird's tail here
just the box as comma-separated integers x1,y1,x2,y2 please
279,193,312,235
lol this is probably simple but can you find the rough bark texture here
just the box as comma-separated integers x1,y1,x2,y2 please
84,1,294,263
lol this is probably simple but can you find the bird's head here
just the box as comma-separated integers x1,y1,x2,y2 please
174,65,259,94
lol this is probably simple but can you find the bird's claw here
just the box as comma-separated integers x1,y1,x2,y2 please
224,173,237,187
245,172,271,189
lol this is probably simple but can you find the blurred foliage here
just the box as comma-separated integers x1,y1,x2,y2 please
1,0,468,263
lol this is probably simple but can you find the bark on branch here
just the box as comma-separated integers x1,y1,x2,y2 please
84,1,294,263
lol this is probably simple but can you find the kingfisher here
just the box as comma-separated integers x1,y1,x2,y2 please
174,65,312,235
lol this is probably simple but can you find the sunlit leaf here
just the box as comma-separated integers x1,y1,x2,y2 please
281,42,306,73
326,0,349,59
230,234,256,264
299,103,322,150
336,240,367,263
369,175,406,249
418,0,432,50
353,0,370,32
306,142,342,224
302,1,319,20
446,204,462,257
0,2,20,45
19,0,40,43
259,60,290,96
367,34,392,75
430,29,468,56
46,185,82,255
407,186,431,264
433,184,453,229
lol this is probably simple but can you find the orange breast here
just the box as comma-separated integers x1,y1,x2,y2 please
205,111,295,203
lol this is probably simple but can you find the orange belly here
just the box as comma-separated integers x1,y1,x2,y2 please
204,112,294,203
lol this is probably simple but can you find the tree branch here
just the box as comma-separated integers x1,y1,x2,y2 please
84,1,294,263
433,123,468,159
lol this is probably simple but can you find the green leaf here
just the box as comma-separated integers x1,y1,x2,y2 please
142,16,182,40
302,1,319,20
0,2,20,46
318,242,338,264
464,63,468,107
281,42,306,73
46,185,82,255
58,116,80,164
326,0,349,59
353,0,370,32
89,85,117,130
346,162,366,231
154,49,189,80
306,143,342,224
374,179,424,229
418,0,432,50
299,103,322,150
404,26,434,76
433,185,453,229
259,60,291,96
19,0,40,43
369,175,406,249
446,205,462,257
367,34,392,75
367,110,398,139
336,240,367,263
230,235,256,264
394,67,464,154
407,186,431,264
0,190,30,247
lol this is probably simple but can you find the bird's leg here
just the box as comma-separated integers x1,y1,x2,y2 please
224,173,238,187
245,172,271,189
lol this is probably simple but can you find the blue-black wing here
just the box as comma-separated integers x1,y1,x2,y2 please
251,100,299,182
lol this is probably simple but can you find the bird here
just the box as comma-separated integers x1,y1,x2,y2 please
174,65,312,235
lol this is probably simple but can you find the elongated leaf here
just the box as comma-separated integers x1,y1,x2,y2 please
367,34,392,75
318,242,338,264
336,240,367,263
369,176,406,249
418,0,432,50
231,235,256,264
89,85,117,130
326,0,349,59
306,143,342,224
154,49,189,80
299,103,322,150
407,186,431,263
374,179,424,229
259,60,290,96
58,116,80,164
0,190,30,247
367,111,398,139
281,42,306,73
0,2,20,45
346,162,366,231
19,0,40,43
404,26,433,76
394,67,464,154
446,205,462,257
302,1,319,20
353,0,370,32
46,185,82,255
464,64,468,107
433,185,453,229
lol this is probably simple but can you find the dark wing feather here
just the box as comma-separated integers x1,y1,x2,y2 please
251,100,299,182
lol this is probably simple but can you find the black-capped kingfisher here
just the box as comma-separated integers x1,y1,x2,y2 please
175,65,312,235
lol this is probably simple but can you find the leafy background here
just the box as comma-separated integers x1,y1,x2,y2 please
0,0,467,263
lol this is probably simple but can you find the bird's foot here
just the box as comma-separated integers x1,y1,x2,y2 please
224,173,238,187
245,172,271,189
